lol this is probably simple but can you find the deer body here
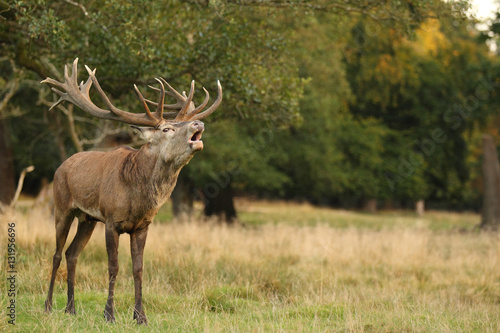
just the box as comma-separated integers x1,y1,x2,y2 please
55,148,175,224
43,59,221,324
54,126,199,228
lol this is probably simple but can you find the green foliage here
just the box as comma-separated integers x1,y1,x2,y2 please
1,0,496,209
342,16,496,207
2,0,304,195
186,118,292,196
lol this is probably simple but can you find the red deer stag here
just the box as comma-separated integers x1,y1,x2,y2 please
42,58,222,324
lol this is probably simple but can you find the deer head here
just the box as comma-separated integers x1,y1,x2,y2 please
132,120,205,168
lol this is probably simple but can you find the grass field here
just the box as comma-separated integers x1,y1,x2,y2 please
1,199,499,332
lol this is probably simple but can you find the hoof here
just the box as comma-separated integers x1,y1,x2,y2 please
136,317,148,325
44,300,52,313
134,313,148,325
104,310,115,323
65,307,76,315
133,308,148,325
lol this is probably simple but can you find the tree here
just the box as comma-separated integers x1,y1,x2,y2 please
480,135,500,230
0,59,19,204
1,1,304,220
341,15,496,209
263,2,495,211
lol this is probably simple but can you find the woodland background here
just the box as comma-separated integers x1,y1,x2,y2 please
1,0,500,222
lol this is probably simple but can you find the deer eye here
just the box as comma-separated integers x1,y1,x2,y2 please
163,128,174,133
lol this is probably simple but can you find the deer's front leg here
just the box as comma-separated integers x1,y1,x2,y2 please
104,224,120,323
130,226,149,325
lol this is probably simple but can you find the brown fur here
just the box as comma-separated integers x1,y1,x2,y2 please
44,120,205,324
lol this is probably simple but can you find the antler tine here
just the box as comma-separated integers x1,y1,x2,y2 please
47,93,65,111
147,83,184,110
79,74,93,98
84,65,118,113
70,58,79,84
159,77,186,102
133,84,154,120
185,87,210,120
154,78,164,120
174,80,195,121
142,99,179,119
189,80,223,121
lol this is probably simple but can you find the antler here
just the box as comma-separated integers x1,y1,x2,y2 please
42,58,223,127
146,78,223,121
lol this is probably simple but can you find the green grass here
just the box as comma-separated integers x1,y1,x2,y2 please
1,200,499,332
235,199,479,231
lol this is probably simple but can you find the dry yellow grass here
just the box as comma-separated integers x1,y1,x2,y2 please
1,202,499,332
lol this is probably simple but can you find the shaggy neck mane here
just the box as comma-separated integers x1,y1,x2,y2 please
120,144,182,206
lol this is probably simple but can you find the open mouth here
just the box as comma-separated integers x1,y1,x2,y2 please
190,131,203,142
189,131,204,150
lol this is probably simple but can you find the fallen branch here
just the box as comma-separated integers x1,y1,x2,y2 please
10,165,35,208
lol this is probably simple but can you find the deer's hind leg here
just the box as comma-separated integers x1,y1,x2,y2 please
45,210,75,312
104,223,120,323
64,216,97,314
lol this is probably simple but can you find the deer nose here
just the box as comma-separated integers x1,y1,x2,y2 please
192,121,204,131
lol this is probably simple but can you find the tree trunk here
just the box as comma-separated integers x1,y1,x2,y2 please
52,112,68,161
0,120,16,205
203,180,237,224
362,199,377,213
415,199,425,216
171,174,194,220
382,200,395,210
480,134,500,231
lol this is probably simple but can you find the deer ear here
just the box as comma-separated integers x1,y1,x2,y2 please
131,126,155,142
